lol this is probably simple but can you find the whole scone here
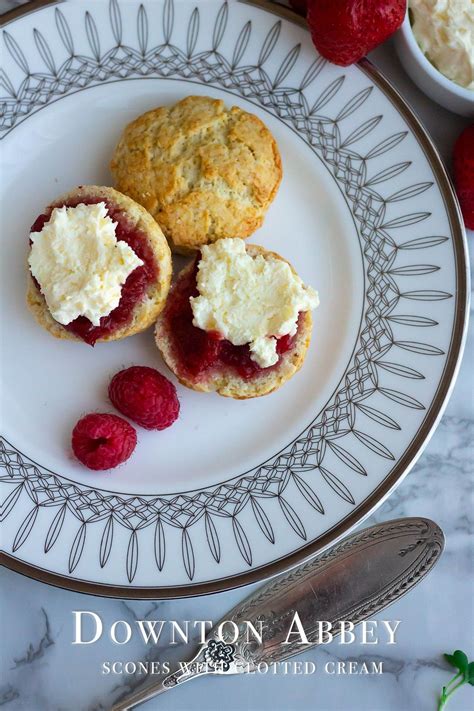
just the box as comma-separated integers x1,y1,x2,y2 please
110,96,283,255
27,185,172,345
155,244,316,399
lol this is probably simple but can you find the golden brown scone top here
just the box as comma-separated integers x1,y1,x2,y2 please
110,96,282,254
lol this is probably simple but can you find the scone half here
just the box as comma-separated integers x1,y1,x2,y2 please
27,185,172,345
155,244,315,399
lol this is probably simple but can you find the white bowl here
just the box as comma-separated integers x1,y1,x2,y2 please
394,10,474,117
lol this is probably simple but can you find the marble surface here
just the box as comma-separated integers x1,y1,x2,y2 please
0,1,473,710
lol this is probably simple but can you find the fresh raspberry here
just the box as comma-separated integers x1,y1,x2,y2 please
109,366,180,430
72,413,137,470
453,124,474,230
307,0,406,67
289,0,307,15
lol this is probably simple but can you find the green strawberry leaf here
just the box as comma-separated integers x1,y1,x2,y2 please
444,650,468,673
439,651,474,708
467,661,474,685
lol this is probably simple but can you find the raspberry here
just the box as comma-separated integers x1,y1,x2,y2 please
72,413,137,470
109,366,180,430
307,0,406,67
453,124,474,230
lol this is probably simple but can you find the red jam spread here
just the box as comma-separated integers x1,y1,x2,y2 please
30,196,158,346
165,261,300,381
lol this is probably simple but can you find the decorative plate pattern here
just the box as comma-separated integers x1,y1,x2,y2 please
0,0,468,596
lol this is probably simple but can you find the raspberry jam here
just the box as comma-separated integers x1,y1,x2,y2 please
30,196,158,346
164,262,300,381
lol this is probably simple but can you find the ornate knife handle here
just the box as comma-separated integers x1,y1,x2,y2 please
224,517,444,667
112,517,444,710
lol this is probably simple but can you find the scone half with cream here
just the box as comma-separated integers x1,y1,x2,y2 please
27,185,172,345
155,239,319,398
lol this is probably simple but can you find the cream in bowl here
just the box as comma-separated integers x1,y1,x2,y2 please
394,2,474,116
410,0,474,90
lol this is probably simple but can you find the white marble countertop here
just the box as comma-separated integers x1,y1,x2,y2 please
0,2,472,710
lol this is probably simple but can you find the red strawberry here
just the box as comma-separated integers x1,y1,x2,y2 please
307,0,406,67
109,366,180,431
453,124,474,230
72,413,137,470
289,0,308,15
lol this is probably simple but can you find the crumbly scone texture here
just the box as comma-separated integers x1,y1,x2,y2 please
26,185,172,343
155,245,313,399
110,96,283,255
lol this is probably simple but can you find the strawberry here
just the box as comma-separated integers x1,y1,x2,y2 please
307,0,406,67
453,124,474,230
289,0,308,15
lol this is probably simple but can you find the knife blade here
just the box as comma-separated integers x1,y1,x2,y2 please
112,517,444,710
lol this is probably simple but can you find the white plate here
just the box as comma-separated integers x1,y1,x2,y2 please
0,0,468,597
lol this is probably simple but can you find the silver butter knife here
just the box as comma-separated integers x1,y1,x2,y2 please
113,517,444,710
